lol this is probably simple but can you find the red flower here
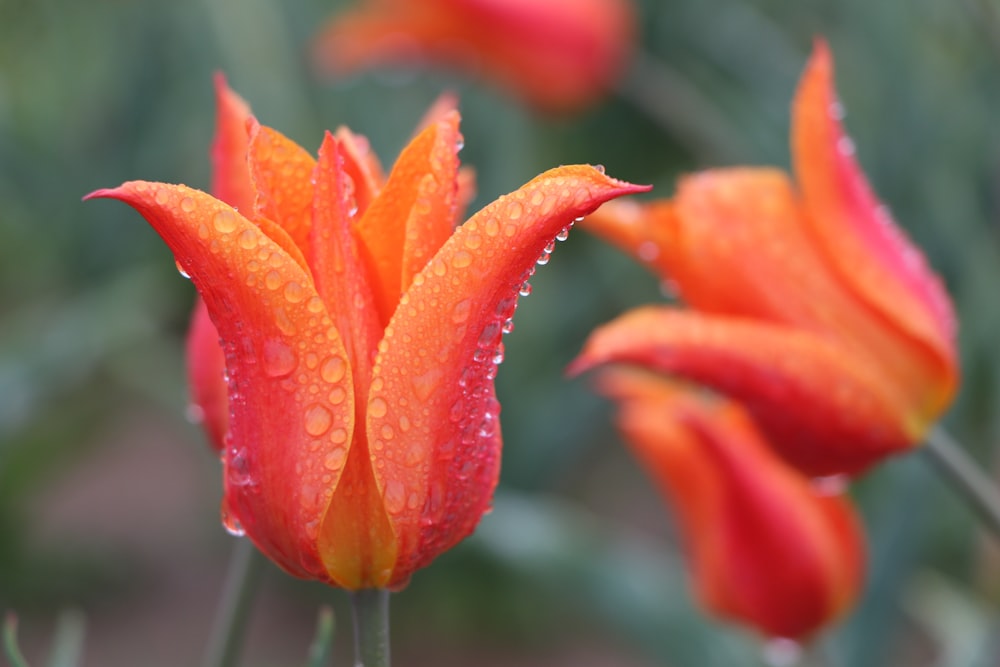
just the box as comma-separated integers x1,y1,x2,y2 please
595,368,865,639
312,0,636,113
571,41,958,477
86,80,647,589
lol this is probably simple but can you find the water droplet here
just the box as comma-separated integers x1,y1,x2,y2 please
369,397,388,418
555,226,571,242
222,509,245,537
506,201,523,220
484,218,500,237
380,424,395,440
154,188,170,205
238,229,258,250
185,403,205,424
320,356,346,383
398,415,411,432
264,271,282,290
180,197,195,213
175,260,191,279
812,475,847,496
837,136,855,156
213,210,238,233
330,428,348,445
328,387,347,405
284,281,305,303
464,232,483,249
324,447,346,470
451,250,473,268
637,241,660,262
304,404,333,436
307,296,324,313
594,164,606,174
198,223,210,239
452,299,472,324
501,318,514,334
518,281,532,297
384,480,406,514
262,340,296,377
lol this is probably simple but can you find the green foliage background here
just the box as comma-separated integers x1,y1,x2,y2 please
1,0,1000,665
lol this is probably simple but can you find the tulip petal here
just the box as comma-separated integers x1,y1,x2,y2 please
354,112,462,325
367,165,649,584
248,120,318,253
335,126,385,215
312,0,634,113
582,198,677,277
310,132,383,387
185,298,228,452
792,40,957,404
597,368,864,638
570,306,915,476
85,183,355,581
210,73,255,213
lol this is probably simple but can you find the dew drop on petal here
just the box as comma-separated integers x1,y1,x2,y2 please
180,197,195,213
369,397,388,418
264,271,281,289
262,340,297,377
284,281,305,303
384,480,406,514
324,447,347,470
452,298,472,324
222,508,246,537
238,229,258,250
304,404,333,436
506,201,523,220
452,250,473,268
175,260,191,280
320,356,346,384
213,210,238,233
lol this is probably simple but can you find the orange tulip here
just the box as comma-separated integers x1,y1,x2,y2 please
86,80,647,590
313,0,636,113
596,367,865,639
572,40,958,477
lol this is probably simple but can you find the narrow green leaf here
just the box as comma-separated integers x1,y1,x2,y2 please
302,606,335,667
3,612,31,667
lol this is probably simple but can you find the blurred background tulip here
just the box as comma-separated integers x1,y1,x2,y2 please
4,0,1000,666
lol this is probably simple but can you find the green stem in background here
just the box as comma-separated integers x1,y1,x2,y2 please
201,539,266,667
350,589,391,667
924,426,1000,539
3,613,30,667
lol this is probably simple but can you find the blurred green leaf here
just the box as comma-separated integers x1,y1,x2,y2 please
301,606,335,667
3,613,31,667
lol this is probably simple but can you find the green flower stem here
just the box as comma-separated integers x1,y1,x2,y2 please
924,426,1000,538
350,589,391,667
2,613,30,667
201,538,265,667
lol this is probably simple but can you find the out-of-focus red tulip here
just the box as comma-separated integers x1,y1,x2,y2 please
87,80,648,589
313,0,636,114
572,40,958,477
596,367,865,639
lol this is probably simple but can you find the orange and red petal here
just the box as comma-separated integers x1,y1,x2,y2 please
581,198,677,278
792,40,957,406
354,112,462,325
185,297,228,452
248,120,318,253
86,182,355,582
210,74,255,212
335,126,385,214
367,165,649,584
571,306,916,476
313,0,634,113
598,369,864,638
310,133,383,388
